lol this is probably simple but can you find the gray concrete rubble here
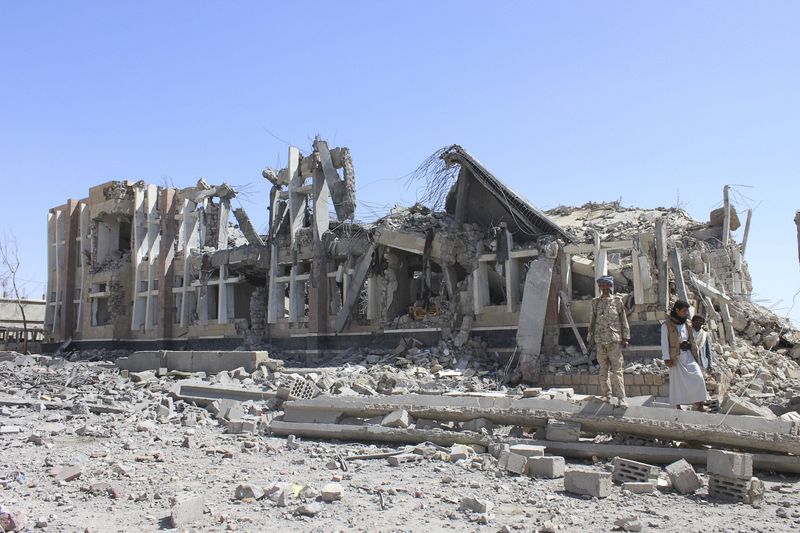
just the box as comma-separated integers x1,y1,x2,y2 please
0,342,798,530
7,144,800,530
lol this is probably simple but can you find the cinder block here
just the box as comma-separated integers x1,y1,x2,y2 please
509,444,545,457
622,481,656,494
708,475,764,506
505,452,528,475
665,459,702,494
612,457,660,484
527,456,565,479
564,469,612,498
545,419,581,442
707,450,753,480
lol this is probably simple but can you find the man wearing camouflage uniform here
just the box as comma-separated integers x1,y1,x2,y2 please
586,276,631,406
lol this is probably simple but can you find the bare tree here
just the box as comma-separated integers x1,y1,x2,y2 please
0,231,29,353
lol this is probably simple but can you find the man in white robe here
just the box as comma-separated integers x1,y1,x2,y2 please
661,300,709,411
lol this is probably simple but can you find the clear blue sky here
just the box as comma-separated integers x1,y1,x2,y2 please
1,2,798,326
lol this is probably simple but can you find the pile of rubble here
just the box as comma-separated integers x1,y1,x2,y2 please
2,350,800,531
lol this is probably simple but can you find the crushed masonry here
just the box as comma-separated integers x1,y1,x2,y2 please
2,138,798,530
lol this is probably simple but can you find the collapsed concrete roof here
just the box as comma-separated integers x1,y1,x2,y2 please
440,145,572,241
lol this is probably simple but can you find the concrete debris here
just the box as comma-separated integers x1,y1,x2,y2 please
169,493,205,527
564,469,612,498
234,483,265,501
4,145,800,530
665,459,703,494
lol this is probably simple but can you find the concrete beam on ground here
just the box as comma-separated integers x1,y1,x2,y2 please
282,394,800,455
171,382,276,406
270,420,492,448
505,438,800,474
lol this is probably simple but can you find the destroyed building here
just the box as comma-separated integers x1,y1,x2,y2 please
42,138,798,393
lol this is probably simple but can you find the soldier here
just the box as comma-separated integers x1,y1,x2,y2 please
586,276,631,406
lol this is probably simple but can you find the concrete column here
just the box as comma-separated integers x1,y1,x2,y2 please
59,199,80,338
655,218,669,311
309,167,329,334
722,185,731,246
158,188,177,341
289,261,305,322
267,243,281,324
517,258,556,382
473,262,489,314
504,230,519,312
288,147,305,248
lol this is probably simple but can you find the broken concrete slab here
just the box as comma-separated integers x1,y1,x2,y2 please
118,351,269,374
171,381,275,407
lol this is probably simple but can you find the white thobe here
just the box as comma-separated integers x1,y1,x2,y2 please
661,322,709,406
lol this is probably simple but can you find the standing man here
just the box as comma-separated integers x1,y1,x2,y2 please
587,276,631,407
691,314,714,371
661,301,709,411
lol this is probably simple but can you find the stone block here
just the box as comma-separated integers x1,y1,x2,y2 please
381,409,411,428
707,450,753,480
505,452,528,475
545,419,581,442
612,457,660,484
509,444,545,457
170,493,205,527
665,459,702,494
622,481,656,494
527,456,565,479
564,469,612,498
321,483,343,502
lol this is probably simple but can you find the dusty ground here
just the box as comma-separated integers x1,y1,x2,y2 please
1,357,800,533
